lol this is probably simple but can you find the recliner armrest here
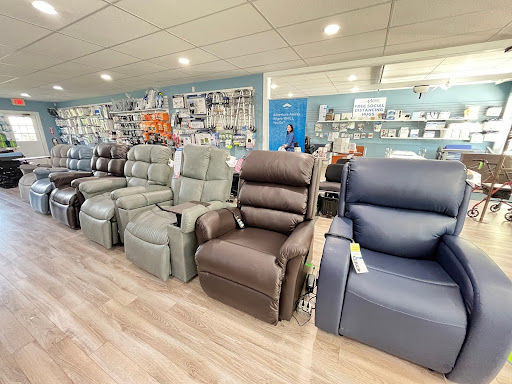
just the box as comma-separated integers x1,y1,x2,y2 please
180,201,229,233
278,220,314,265
115,189,173,210
78,177,127,198
50,171,92,189
315,216,353,335
110,184,170,200
438,235,512,384
34,167,66,180
195,207,240,245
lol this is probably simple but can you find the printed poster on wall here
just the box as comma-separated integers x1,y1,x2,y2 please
269,98,307,152
353,97,387,118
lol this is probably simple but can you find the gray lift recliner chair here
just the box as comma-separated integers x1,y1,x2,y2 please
78,145,172,249
29,145,92,214
18,144,71,202
315,158,512,384
124,144,233,282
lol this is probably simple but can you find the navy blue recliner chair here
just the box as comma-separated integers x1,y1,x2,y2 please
315,158,512,384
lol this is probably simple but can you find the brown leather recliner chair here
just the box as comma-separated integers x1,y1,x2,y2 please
195,150,321,324
49,143,129,229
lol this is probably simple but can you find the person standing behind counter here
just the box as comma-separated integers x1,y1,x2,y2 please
283,124,296,152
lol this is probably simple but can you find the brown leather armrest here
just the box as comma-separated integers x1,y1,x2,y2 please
278,220,314,265
195,207,240,245
50,171,93,189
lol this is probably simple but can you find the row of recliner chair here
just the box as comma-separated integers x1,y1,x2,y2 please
16,145,512,384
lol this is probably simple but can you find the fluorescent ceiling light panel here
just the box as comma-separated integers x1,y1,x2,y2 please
348,74,357,81
53,85,63,90
100,74,112,80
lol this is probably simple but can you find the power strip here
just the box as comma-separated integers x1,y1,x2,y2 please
298,298,312,315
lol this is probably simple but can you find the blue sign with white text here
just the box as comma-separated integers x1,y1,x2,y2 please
269,98,307,152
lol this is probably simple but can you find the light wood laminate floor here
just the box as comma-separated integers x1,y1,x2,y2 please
0,187,511,384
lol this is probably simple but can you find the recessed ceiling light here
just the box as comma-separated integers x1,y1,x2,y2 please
53,85,63,90
32,1,57,14
288,92,294,97
101,74,112,81
348,74,357,81
178,57,190,65
271,84,278,89
20,93,31,98
351,87,360,92
324,24,341,35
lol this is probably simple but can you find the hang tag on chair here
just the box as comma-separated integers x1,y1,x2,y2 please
350,243,368,274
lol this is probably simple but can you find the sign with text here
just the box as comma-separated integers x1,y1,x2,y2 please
353,97,386,118
269,98,307,152
11,98,26,106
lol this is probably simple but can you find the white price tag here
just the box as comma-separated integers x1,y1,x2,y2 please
173,148,182,179
350,243,368,274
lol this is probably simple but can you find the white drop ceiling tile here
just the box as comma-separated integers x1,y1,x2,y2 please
72,49,140,68
21,71,70,83
116,0,244,28
42,62,99,77
380,74,428,83
1,77,50,88
285,79,334,88
0,75,17,84
112,31,194,60
0,0,107,30
245,59,306,74
198,69,250,81
111,61,168,76
0,64,34,77
60,6,159,47
0,44,16,59
304,47,384,66
295,30,385,58
227,48,300,68
168,4,271,46
254,0,388,27
180,60,239,75
383,68,433,78
136,70,187,83
387,10,510,46
0,15,52,49
279,73,329,82
202,30,288,59
279,3,390,46
490,23,512,41
391,0,512,27
24,33,102,61
385,30,501,55
442,51,509,64
0,51,66,70
326,67,377,80
148,48,219,68
383,59,444,71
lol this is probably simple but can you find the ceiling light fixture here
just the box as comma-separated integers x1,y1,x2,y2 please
351,86,360,92
348,74,357,81
100,74,112,81
32,1,57,14
271,84,278,89
178,57,190,65
324,24,341,35
53,85,63,90
440,80,452,90
288,92,294,97
20,93,31,98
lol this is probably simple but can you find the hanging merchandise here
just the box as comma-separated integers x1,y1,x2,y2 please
0,113,17,149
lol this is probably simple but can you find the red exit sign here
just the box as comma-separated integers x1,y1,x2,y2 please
11,98,26,106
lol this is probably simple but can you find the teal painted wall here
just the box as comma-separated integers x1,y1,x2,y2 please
306,82,512,159
0,98,60,152
57,74,264,157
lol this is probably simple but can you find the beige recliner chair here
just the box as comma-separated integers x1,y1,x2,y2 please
78,145,172,249
18,144,71,202
124,144,233,282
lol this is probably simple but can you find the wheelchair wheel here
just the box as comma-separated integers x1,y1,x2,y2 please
505,212,512,222
490,203,501,212
467,208,479,218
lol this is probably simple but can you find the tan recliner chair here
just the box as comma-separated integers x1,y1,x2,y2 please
195,150,321,324
78,145,172,249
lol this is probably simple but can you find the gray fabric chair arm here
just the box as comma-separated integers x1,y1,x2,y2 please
34,167,66,180
195,207,240,245
78,177,127,196
438,235,512,384
315,216,353,335
278,220,314,265
180,201,228,233
115,189,173,210
110,184,170,200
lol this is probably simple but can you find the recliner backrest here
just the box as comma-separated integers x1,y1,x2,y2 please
171,144,233,205
340,158,470,259
238,150,320,235
325,164,344,182
91,143,129,177
50,144,73,167
124,145,172,187
66,145,93,171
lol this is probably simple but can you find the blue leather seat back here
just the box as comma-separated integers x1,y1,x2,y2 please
343,158,467,259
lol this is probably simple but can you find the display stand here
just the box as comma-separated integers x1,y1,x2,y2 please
55,104,113,145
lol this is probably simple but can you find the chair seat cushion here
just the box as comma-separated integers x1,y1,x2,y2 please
51,187,77,205
319,181,341,192
196,228,288,299
339,248,467,373
80,192,115,220
126,208,177,245
30,179,53,194
19,173,36,187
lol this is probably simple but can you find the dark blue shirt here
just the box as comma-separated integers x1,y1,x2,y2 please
285,132,295,152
